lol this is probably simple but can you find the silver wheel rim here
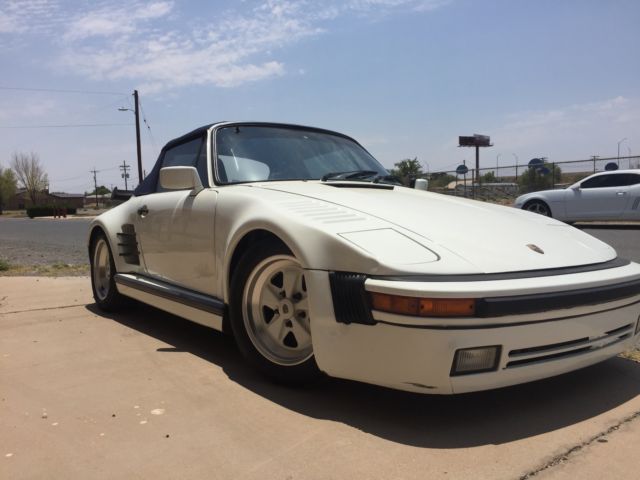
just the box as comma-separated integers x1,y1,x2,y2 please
93,238,111,301
526,202,549,216
242,255,313,366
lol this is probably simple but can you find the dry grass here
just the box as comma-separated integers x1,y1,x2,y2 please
0,262,89,277
0,210,27,218
620,348,640,363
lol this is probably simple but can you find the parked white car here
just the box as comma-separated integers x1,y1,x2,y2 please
514,169,640,221
88,123,640,394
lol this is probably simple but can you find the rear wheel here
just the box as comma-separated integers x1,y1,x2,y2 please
524,200,552,217
229,241,320,384
90,233,129,311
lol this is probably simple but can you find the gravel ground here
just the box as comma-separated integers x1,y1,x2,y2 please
0,217,90,266
0,238,86,265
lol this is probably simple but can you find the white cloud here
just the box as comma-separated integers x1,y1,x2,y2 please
490,96,640,160
2,0,451,92
0,0,65,34
63,1,173,40
346,0,451,12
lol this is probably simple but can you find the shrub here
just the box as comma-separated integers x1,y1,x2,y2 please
26,205,78,218
518,163,562,194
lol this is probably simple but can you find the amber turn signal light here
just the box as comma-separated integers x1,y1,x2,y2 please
370,292,475,317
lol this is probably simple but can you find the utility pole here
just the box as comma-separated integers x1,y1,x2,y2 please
134,90,143,184
91,168,99,209
117,90,143,185
119,160,131,191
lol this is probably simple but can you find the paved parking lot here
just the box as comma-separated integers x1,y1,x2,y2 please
1,277,639,479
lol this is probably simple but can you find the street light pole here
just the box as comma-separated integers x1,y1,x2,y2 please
617,137,627,167
496,153,501,179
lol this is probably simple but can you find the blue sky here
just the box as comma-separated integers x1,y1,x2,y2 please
1,0,639,192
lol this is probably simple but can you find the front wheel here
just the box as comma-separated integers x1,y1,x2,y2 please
524,200,552,217
229,241,320,384
90,233,130,311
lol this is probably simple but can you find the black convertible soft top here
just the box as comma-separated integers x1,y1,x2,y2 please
133,121,362,196
133,124,214,196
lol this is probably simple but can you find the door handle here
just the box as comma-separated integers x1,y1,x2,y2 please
137,205,149,216
616,192,626,196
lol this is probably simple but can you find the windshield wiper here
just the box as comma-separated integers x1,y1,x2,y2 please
372,174,404,186
321,170,380,181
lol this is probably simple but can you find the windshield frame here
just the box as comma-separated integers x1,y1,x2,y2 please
209,122,386,186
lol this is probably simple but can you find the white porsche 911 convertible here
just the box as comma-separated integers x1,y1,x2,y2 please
88,122,640,394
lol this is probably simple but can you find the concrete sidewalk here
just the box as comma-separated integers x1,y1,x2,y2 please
1,277,639,480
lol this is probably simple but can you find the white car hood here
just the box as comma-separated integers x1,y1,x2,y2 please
257,182,617,274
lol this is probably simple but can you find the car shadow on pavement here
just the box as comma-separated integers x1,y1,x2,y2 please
87,303,640,449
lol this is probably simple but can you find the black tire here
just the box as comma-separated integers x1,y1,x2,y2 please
229,240,321,384
90,232,130,312
523,200,552,217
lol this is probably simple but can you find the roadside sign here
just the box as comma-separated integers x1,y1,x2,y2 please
456,164,469,175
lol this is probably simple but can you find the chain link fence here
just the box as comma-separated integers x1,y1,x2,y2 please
425,155,640,203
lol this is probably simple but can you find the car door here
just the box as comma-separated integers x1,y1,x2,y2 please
622,173,640,220
134,135,218,296
565,173,630,220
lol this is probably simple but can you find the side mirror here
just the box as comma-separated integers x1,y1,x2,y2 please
570,184,581,190
159,166,203,194
414,178,428,191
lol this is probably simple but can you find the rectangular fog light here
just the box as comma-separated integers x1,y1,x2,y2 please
451,346,501,376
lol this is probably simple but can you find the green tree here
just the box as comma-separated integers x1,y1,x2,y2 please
390,157,423,177
389,157,423,185
518,162,562,193
0,164,17,214
87,185,111,196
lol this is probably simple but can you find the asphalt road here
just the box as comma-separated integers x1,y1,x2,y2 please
0,216,638,265
578,225,640,263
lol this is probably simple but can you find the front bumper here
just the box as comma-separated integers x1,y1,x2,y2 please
306,262,640,394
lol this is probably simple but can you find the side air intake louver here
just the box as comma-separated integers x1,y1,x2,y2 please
117,223,140,265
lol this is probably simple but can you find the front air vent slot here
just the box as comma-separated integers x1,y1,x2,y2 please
506,323,634,369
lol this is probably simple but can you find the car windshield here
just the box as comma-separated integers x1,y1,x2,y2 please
215,125,389,184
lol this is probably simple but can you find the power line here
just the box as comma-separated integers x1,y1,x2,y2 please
49,173,87,182
0,86,127,95
138,98,159,156
0,123,133,129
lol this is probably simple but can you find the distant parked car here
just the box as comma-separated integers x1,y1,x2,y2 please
514,169,640,221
